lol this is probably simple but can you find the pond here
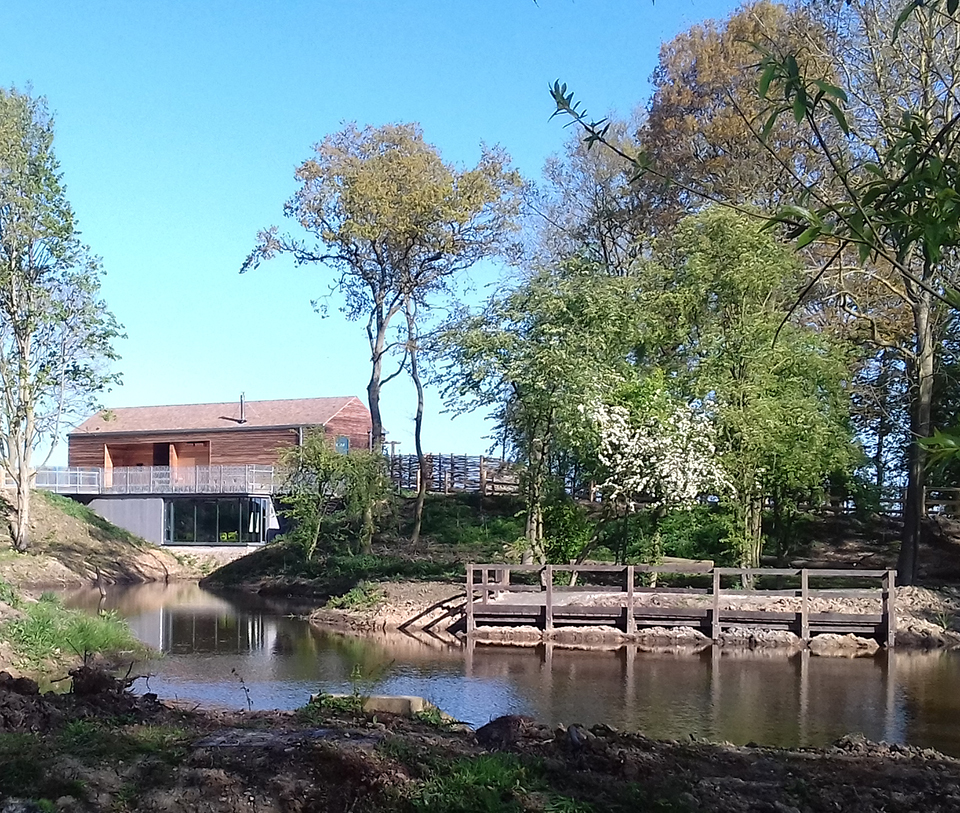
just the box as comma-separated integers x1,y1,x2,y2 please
64,582,960,756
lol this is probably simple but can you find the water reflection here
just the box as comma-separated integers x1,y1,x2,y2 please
64,583,960,755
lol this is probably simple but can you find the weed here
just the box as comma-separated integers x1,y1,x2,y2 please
308,692,365,714
231,668,254,711
327,580,385,610
413,754,531,813
1,596,145,666
414,706,449,727
0,577,20,608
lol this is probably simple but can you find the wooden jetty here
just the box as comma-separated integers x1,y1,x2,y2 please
466,564,897,647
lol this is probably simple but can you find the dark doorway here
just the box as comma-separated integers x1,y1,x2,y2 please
153,443,170,466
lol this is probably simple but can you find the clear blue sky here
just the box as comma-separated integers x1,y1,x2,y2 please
3,0,740,463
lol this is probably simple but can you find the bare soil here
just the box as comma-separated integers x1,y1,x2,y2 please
1,668,959,813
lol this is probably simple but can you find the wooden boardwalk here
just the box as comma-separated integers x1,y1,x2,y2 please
466,564,897,647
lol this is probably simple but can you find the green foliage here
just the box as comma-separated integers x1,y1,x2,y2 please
276,428,391,558
412,754,532,813
0,594,144,666
415,494,525,558
626,506,736,565
0,87,123,552
326,580,384,610
645,209,858,568
542,497,595,564
244,122,523,447
0,577,20,608
306,692,365,715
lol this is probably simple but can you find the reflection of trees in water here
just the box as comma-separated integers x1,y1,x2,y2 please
63,584,960,755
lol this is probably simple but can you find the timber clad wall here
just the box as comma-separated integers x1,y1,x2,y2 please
326,398,373,452
68,395,373,469
68,428,302,468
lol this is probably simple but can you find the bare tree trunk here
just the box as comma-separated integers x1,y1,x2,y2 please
405,299,428,546
740,493,763,590
12,479,30,553
365,298,403,452
898,283,935,585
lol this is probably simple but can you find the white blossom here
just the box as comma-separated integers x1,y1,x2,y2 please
587,395,728,511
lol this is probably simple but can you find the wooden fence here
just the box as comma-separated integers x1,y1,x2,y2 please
466,564,897,646
385,454,521,495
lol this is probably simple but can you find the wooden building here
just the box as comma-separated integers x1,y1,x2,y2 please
68,395,373,472
65,396,372,547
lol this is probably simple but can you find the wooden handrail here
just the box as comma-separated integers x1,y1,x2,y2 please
465,563,899,646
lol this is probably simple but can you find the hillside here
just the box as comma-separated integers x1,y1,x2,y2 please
0,491,199,588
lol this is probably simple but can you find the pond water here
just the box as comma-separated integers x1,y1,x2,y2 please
63,582,960,756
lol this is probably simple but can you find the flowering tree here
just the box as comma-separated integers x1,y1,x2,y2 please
587,397,727,512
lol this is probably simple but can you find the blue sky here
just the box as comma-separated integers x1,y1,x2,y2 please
3,0,740,463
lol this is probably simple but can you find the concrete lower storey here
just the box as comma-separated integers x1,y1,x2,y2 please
82,495,277,546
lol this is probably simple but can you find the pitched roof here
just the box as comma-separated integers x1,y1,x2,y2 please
70,396,366,435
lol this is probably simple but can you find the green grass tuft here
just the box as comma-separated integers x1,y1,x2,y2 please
1,592,146,665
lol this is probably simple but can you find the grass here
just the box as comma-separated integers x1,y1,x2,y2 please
327,580,385,610
204,493,525,594
0,722,191,803
36,490,148,549
1,592,146,666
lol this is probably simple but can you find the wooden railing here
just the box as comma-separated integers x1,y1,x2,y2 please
466,564,897,647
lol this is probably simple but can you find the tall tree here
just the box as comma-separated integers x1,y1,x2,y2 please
0,88,122,552
642,210,857,574
552,0,960,582
242,123,522,512
437,262,641,560
752,0,960,581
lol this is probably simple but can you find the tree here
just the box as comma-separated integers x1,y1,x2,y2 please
437,261,641,561
752,0,960,582
0,88,122,552
551,0,960,583
276,428,390,558
243,122,522,542
642,210,858,574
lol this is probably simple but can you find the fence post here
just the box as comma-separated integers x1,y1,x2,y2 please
479,456,487,495
800,569,809,643
466,566,475,634
625,565,635,634
712,569,722,640
544,565,554,631
884,569,897,648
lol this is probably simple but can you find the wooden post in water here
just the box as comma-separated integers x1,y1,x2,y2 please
481,568,489,604
625,565,636,633
712,569,722,640
544,565,554,631
883,569,897,648
800,569,810,642
466,565,475,633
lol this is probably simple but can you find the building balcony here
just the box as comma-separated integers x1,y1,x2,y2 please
33,465,278,496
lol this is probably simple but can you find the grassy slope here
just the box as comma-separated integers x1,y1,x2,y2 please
0,490,196,587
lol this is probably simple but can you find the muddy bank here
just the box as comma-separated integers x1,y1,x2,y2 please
1,668,959,813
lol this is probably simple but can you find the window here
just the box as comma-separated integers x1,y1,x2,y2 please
335,435,350,454
165,497,270,545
